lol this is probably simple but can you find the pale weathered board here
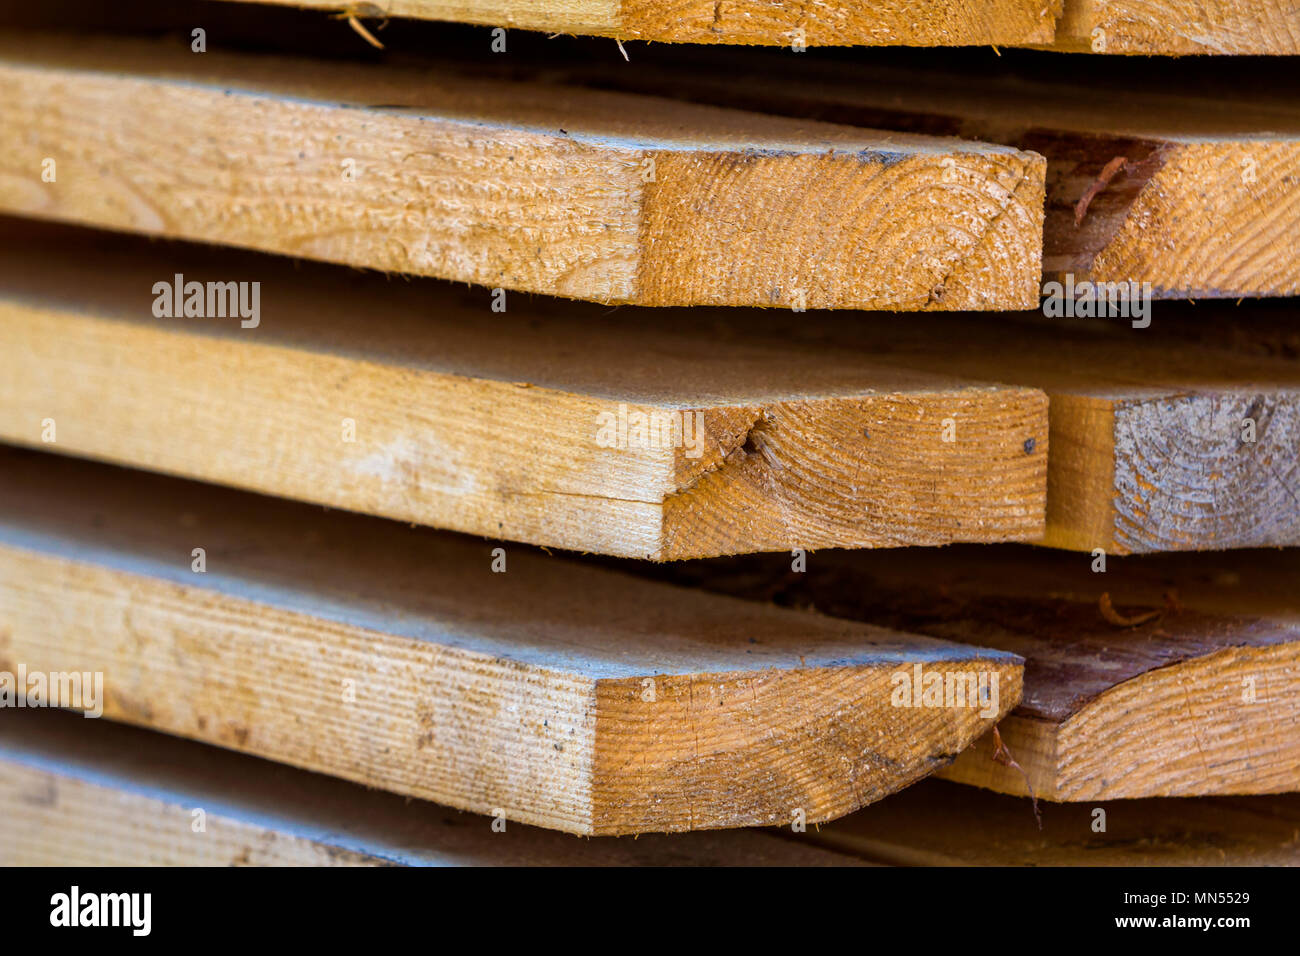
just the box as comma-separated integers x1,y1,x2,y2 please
538,53,1300,299
202,0,1059,47
0,709,867,866
0,450,1023,836
619,307,1300,553
1045,0,1300,54
0,32,1045,310
804,779,1300,866
658,544,1300,800
0,223,1048,559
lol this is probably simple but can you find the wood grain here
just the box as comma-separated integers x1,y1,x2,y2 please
0,32,1045,310
207,0,1060,47
0,222,1048,559
14,0,1294,54
0,709,867,865
0,450,1023,836
545,53,1300,300
805,779,1300,866
639,307,1300,553
658,544,1300,800
1048,0,1300,54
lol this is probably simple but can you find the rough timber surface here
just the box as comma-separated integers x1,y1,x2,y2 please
618,306,1300,554
656,544,1300,801
535,52,1300,299
209,0,1061,48
0,450,1022,836
0,709,869,865
0,32,1046,310
1045,0,1300,54
0,222,1048,559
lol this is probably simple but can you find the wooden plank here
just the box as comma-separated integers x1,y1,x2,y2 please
199,0,1060,48
0,709,867,866
13,0,1294,59
0,449,1023,836
803,779,1300,866
872,312,1300,554
615,307,1300,553
1046,0,1300,54
659,544,1300,800
540,53,1300,299
0,32,1045,311
0,223,1048,559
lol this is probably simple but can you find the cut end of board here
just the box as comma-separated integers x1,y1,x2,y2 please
1045,386,1300,555
632,141,1047,311
0,32,1049,311
589,656,1023,834
657,389,1049,559
943,638,1300,801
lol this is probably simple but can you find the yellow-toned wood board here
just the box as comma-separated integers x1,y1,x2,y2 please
656,544,1300,800
0,32,1045,310
537,53,1300,298
210,0,1300,53
0,709,869,865
802,779,1300,866
615,307,1300,553
0,222,1048,559
11,0,1294,54
0,449,1023,836
200,0,1059,47
1045,0,1300,54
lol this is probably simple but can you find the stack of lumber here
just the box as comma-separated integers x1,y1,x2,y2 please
0,449,1022,835
10,708,1300,866
0,0,1297,870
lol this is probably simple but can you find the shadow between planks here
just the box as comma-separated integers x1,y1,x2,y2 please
801,778,1300,866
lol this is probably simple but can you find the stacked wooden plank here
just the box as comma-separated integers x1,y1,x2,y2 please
200,0,1300,53
535,52,1300,300
660,543,1300,801
0,34,1045,310
0,449,1026,835
0,709,870,865
183,0,1064,49
1,0,1298,871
